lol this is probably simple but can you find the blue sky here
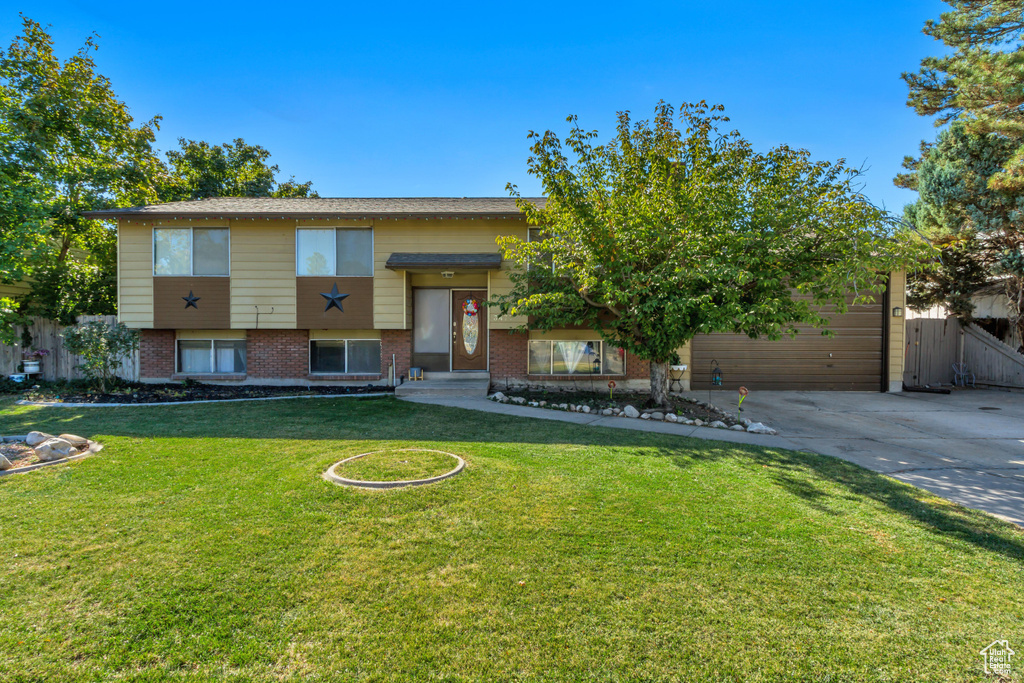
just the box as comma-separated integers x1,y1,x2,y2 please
1,1,948,213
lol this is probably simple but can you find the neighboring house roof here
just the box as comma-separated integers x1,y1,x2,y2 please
385,253,503,270
83,197,546,220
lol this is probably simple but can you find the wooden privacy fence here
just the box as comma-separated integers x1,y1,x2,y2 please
0,315,139,382
964,323,1024,389
904,317,1024,389
904,318,962,387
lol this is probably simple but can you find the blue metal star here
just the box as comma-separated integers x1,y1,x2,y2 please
182,291,200,309
320,283,350,313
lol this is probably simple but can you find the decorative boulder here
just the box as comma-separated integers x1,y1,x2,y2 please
511,397,527,405
746,422,778,435
601,408,613,416
623,405,640,418
58,434,89,448
581,405,591,414
0,455,11,470
693,419,704,427
650,412,665,421
640,413,651,420
34,437,75,462
665,413,678,423
26,431,53,447
710,421,727,429
490,392,507,402
730,424,746,431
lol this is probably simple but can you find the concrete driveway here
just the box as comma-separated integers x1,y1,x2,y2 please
737,389,1024,526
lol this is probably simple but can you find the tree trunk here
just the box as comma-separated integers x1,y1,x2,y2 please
650,360,670,407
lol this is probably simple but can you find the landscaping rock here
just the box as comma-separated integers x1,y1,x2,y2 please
665,413,678,423
623,405,640,418
511,397,527,405
710,421,727,429
746,422,778,435
559,403,569,410
0,455,11,470
34,437,75,462
693,419,704,427
681,418,694,425
741,418,752,427
601,408,613,416
640,413,651,420
581,405,591,414
58,434,89,448
730,424,746,431
489,392,506,402
650,412,665,421
539,401,547,407
528,401,540,407
26,431,53,447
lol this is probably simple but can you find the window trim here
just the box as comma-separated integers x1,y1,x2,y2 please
295,227,374,278
175,338,247,375
308,338,382,375
527,339,625,376
152,226,231,277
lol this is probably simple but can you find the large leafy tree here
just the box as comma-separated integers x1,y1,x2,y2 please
158,138,317,202
0,15,163,331
902,0,1024,191
497,102,921,405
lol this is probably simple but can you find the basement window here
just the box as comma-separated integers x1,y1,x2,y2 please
309,339,382,374
176,339,246,374
527,340,625,375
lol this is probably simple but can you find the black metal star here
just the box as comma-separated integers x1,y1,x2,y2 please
182,291,200,309
319,283,350,313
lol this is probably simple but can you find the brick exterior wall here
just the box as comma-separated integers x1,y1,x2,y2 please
489,329,529,384
246,330,309,379
381,329,412,382
140,329,175,380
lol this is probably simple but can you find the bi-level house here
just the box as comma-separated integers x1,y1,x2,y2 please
87,197,907,392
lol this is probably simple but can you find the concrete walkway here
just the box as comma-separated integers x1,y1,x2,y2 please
402,389,1024,527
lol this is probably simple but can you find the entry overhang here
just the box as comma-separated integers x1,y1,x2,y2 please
385,252,502,273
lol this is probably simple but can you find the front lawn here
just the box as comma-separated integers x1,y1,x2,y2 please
0,396,1021,681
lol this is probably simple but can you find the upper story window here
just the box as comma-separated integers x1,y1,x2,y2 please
296,228,373,277
154,227,230,276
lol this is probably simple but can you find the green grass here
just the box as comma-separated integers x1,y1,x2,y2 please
0,395,1021,682
335,448,460,482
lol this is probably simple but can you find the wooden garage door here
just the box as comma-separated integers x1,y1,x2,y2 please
691,296,885,391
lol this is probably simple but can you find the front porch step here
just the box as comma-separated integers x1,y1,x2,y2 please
395,378,491,398
422,371,490,381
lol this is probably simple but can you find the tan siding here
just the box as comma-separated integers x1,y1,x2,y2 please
118,220,154,328
0,280,31,299
888,270,907,388
373,218,527,329
488,267,528,330
230,220,297,328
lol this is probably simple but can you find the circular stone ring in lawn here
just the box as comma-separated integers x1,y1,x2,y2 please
322,448,465,489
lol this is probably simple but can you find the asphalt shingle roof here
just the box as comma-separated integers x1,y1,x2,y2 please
83,197,544,219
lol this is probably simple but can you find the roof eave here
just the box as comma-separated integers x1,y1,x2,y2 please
83,211,529,220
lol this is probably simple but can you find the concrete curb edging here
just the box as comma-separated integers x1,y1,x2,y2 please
0,442,104,476
323,448,466,489
16,393,392,408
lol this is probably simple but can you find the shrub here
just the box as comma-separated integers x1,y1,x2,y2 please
62,321,139,394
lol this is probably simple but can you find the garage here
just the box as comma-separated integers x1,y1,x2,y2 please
690,295,887,391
